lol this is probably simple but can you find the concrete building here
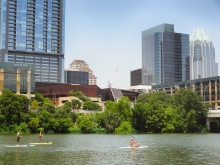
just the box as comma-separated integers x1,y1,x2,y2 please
142,23,190,85
0,0,65,83
130,68,142,86
69,60,97,85
190,29,218,79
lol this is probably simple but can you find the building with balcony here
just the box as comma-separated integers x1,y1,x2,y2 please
0,0,65,82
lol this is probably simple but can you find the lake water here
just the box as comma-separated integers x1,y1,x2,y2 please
1,134,220,165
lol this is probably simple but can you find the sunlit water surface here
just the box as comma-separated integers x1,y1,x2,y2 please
1,134,220,165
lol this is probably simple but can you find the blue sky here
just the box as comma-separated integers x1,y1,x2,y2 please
65,0,220,88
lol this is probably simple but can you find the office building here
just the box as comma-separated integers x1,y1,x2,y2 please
130,68,142,86
142,23,190,85
0,62,35,98
190,29,218,80
69,60,97,85
0,0,65,82
64,68,88,85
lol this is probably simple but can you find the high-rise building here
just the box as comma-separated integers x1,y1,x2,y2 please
69,60,97,85
142,23,190,85
64,68,88,85
130,68,142,86
0,0,65,82
190,29,218,79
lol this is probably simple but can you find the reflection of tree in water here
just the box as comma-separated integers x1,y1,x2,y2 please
14,151,20,165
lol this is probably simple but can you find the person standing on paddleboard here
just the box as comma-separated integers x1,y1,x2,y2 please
39,130,43,143
16,130,21,146
130,139,137,147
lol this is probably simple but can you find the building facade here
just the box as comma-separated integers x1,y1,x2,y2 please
190,29,218,80
0,0,65,82
64,69,88,85
130,68,142,86
142,23,190,85
152,76,220,109
0,62,35,98
69,60,97,85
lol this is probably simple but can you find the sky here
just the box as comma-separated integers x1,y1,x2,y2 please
64,0,220,89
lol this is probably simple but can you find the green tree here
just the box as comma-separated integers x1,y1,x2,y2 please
0,89,29,126
31,100,39,110
35,92,46,107
39,98,55,113
70,91,90,102
117,96,133,122
132,103,148,132
72,99,82,110
83,101,101,111
101,101,121,133
115,121,132,134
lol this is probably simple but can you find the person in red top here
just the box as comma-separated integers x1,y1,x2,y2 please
39,130,43,143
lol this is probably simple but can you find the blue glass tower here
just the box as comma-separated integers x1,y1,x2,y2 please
0,0,65,82
142,23,190,85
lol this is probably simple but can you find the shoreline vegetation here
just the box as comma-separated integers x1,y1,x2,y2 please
0,89,211,134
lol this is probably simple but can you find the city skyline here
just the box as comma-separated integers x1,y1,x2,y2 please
65,0,220,88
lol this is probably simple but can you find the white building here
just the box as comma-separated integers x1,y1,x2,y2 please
190,29,218,80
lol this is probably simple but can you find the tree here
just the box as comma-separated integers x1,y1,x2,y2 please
35,92,46,107
70,91,90,102
0,89,29,126
38,98,55,113
31,100,39,110
72,99,82,110
132,103,148,132
117,96,133,122
101,101,121,133
115,121,132,134
83,101,101,111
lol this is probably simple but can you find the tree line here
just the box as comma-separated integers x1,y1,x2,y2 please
0,89,209,134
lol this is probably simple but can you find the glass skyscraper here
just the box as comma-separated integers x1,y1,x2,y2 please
0,0,65,82
190,29,218,80
142,23,190,85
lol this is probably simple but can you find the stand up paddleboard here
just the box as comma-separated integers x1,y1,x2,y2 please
120,146,148,149
29,142,52,145
4,145,35,148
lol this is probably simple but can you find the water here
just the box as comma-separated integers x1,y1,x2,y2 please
1,134,220,165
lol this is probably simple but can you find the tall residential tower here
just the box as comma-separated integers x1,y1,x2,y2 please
142,23,190,85
0,0,65,82
190,29,218,79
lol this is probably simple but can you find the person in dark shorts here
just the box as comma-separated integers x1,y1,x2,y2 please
17,130,21,146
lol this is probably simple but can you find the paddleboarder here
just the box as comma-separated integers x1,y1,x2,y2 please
39,130,43,143
130,139,137,147
16,130,21,146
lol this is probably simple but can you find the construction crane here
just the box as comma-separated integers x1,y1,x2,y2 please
108,68,118,88
107,68,123,102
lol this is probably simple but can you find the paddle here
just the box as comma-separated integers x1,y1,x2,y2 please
130,134,140,147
